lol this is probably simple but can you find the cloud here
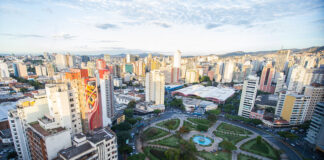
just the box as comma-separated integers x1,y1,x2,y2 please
96,23,118,29
97,40,120,43
205,23,222,29
0,33,44,38
69,0,324,30
53,34,76,40
153,22,171,28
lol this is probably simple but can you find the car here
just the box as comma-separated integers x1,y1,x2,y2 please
291,143,295,146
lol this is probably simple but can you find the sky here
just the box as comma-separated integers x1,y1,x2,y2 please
0,0,324,55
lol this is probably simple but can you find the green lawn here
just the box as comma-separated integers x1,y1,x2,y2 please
143,147,167,160
188,118,212,127
238,154,259,160
156,119,180,130
183,120,197,131
217,123,252,135
142,127,169,141
213,131,248,145
240,138,281,160
199,151,231,160
151,135,180,148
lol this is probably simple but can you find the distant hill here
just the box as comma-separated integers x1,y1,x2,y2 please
219,46,324,57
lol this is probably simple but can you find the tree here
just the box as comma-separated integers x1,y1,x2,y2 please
128,153,145,160
299,120,311,130
165,149,180,160
207,113,217,123
112,122,131,131
170,99,184,110
166,122,174,132
256,136,262,145
126,117,137,125
127,100,136,108
265,107,275,113
7,151,17,159
197,124,208,132
219,140,237,151
199,76,210,83
20,87,28,93
118,144,132,155
179,139,197,160
250,119,262,125
124,109,134,118
179,126,190,135
153,109,161,115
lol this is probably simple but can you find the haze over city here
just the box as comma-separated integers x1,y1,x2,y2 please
1,1,324,160
0,0,324,55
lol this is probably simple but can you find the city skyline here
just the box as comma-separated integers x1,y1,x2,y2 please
1,0,324,55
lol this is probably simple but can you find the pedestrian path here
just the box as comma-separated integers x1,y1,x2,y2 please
137,116,279,160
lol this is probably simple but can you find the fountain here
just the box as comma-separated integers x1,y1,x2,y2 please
193,135,212,146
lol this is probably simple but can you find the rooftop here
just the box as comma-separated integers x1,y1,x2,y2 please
255,94,278,106
172,84,235,102
59,142,94,159
0,101,17,122
87,127,115,144
29,122,65,137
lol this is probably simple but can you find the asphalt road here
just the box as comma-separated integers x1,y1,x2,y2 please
219,117,302,160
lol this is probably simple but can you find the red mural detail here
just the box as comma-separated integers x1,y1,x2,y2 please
85,79,102,130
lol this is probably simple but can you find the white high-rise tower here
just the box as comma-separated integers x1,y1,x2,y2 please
99,70,115,126
145,70,165,105
238,75,259,118
173,50,181,68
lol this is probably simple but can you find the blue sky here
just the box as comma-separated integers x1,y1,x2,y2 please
0,0,323,55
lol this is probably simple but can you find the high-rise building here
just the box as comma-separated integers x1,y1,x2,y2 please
275,90,289,116
171,67,180,83
305,102,324,151
58,128,118,160
222,61,234,83
26,122,71,160
238,75,259,118
99,70,115,127
274,72,286,94
65,69,102,133
259,63,275,93
134,60,145,77
185,69,199,84
125,64,133,73
0,62,9,78
55,54,68,70
303,84,324,120
81,56,90,63
45,83,83,136
274,50,290,72
104,54,111,64
66,54,75,68
8,95,49,160
96,59,106,70
35,65,47,76
280,93,310,125
14,63,28,78
145,70,165,105
87,61,96,77
286,65,306,93
45,62,55,77
173,50,181,68
126,54,131,63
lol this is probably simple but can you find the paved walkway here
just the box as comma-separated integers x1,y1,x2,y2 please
137,115,280,160
182,120,223,152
